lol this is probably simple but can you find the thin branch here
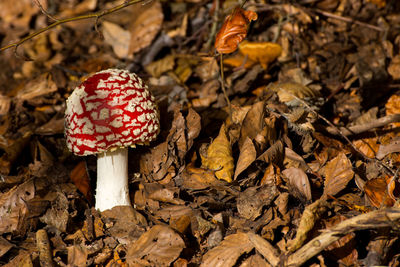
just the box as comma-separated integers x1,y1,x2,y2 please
286,208,400,266
0,0,146,52
33,0,59,22
326,114,400,136
314,8,385,32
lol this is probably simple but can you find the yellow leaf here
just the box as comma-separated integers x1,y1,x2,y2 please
223,53,256,68
201,124,234,182
238,41,282,69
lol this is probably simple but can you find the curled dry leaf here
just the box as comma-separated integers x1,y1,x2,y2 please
201,124,234,182
352,137,379,159
182,163,224,190
102,21,131,58
234,137,256,180
239,101,265,148
267,82,320,105
238,41,282,69
364,176,397,208
215,7,258,54
126,225,185,266
282,167,312,202
323,152,354,198
0,179,35,234
385,94,400,127
201,232,254,267
128,1,163,55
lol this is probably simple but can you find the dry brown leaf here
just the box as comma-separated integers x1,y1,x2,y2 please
215,7,258,54
182,164,225,190
282,167,312,202
145,55,175,78
247,233,279,266
288,199,329,251
364,176,396,208
238,41,282,69
388,55,400,80
201,124,234,182
376,137,400,159
257,140,284,165
323,215,358,266
352,137,379,159
323,152,354,198
0,0,43,29
267,82,319,105
385,94,400,127
239,101,265,148
237,184,278,220
70,161,92,204
68,245,88,267
102,21,131,58
200,232,254,267
0,179,35,234
126,225,185,266
128,1,163,55
14,73,57,101
234,137,256,179
0,237,13,258
239,253,269,267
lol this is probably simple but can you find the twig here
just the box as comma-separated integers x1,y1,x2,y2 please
0,0,146,52
326,114,400,136
220,53,232,120
205,0,220,50
33,0,59,22
36,229,54,267
286,208,400,267
314,8,385,32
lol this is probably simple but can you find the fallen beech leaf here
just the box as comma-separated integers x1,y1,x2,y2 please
239,101,265,148
282,167,312,202
238,41,282,69
385,94,400,127
182,163,223,190
215,7,258,54
14,73,57,101
128,1,163,55
352,137,379,159
145,54,175,78
201,232,254,267
237,183,277,220
323,152,354,198
323,215,358,266
70,161,93,204
364,176,396,208
0,179,35,234
267,82,319,105
102,21,131,58
126,225,185,266
234,137,256,179
201,124,234,182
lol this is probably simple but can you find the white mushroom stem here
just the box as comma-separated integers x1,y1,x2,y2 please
95,148,131,211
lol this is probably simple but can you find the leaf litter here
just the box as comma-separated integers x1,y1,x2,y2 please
1,0,400,266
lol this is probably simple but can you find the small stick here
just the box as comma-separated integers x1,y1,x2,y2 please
220,53,232,120
326,114,400,136
314,8,385,32
33,0,59,22
0,0,146,52
36,229,54,267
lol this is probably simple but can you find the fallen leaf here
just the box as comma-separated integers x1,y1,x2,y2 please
0,179,35,234
323,215,358,266
215,7,258,54
128,1,163,55
237,184,278,220
323,152,354,198
14,73,57,101
376,137,400,159
352,137,379,159
102,21,131,58
364,176,396,208
239,101,265,148
201,124,234,182
385,94,400,127
238,41,282,69
145,55,175,78
267,82,319,105
234,137,256,179
70,161,93,204
182,163,223,190
126,225,185,266
282,167,312,202
201,232,254,267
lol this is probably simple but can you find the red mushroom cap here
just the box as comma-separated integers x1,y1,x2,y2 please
65,69,160,156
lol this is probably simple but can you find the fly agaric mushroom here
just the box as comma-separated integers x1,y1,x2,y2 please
65,69,160,211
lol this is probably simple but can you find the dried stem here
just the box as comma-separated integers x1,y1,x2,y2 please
220,53,232,120
0,0,146,52
286,208,400,266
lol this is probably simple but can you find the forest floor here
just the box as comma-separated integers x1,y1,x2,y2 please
1,0,400,266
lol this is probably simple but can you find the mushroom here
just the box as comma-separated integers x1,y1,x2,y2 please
65,69,160,211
